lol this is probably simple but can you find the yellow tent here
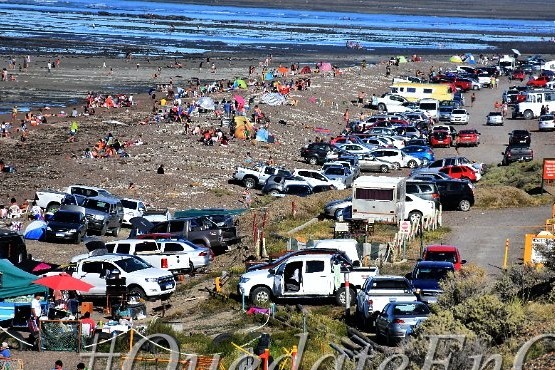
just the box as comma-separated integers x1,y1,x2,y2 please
234,116,254,140
449,55,463,63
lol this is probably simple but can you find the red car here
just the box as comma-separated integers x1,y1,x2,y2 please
429,130,452,148
439,165,478,182
527,75,550,88
422,245,466,270
456,129,481,147
511,70,525,81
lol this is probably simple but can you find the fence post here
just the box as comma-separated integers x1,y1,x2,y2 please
503,239,510,270
344,272,350,320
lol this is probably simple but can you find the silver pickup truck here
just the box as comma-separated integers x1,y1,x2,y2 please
355,275,417,329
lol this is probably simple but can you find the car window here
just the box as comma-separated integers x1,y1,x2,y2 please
306,260,325,273
169,221,184,233
82,261,103,274
121,199,138,209
162,243,184,252
116,243,131,254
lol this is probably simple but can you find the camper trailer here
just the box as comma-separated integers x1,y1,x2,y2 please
389,82,454,102
351,176,406,223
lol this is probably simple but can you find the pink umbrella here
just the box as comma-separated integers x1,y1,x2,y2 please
234,95,245,109
32,262,52,272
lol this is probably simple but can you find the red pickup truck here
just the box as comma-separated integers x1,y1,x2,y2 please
421,245,466,270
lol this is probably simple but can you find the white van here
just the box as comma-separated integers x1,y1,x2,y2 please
351,176,406,223
418,98,440,121
307,239,360,265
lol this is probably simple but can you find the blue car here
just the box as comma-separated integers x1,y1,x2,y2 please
401,145,435,166
407,261,455,304
375,301,431,345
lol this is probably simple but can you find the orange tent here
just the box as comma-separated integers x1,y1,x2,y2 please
233,116,254,140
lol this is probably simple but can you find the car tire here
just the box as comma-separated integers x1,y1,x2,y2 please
379,165,389,173
408,211,423,224
243,177,257,189
250,286,272,306
335,286,356,306
392,162,401,170
269,189,280,196
334,208,343,220
523,110,534,120
378,103,386,112
308,156,318,165
407,160,418,169
458,199,471,212
128,286,146,300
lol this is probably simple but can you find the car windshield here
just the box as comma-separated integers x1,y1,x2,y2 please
392,303,430,316
84,199,110,212
325,167,344,175
415,266,453,280
114,257,151,272
425,251,457,263
121,199,138,209
452,110,466,114
52,212,81,223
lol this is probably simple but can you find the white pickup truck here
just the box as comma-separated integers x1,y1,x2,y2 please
69,253,176,301
232,164,292,189
34,185,115,213
355,275,417,329
238,253,379,306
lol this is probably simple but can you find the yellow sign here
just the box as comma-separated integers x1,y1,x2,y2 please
524,232,555,265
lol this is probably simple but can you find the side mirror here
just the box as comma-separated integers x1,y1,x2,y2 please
269,268,275,275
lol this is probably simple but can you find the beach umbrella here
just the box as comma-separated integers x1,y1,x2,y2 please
32,262,53,273
317,62,333,72
34,273,94,292
264,72,274,81
197,97,215,110
449,55,463,63
234,95,245,108
261,93,285,106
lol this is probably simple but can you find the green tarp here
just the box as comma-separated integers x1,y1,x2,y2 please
0,259,46,299
174,208,247,219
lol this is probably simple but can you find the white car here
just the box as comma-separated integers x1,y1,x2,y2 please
404,193,436,223
369,148,422,169
449,109,470,124
336,143,374,158
121,198,147,225
157,239,213,271
486,111,504,126
539,114,555,131
292,169,345,190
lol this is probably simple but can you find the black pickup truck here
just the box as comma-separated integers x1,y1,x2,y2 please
501,146,534,166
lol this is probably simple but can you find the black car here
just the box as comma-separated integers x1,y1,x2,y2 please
45,209,88,243
434,179,475,212
501,146,534,166
509,130,531,146
300,142,337,165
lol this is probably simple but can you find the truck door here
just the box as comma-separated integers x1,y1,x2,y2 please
79,261,107,295
272,262,286,297
302,259,328,295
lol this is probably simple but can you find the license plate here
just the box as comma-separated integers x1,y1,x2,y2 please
56,233,65,237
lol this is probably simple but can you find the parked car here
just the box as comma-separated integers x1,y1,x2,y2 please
439,165,480,182
270,184,316,197
409,172,453,182
369,148,421,169
121,198,147,225
486,111,504,126
501,146,534,165
406,261,455,304
456,129,480,147
511,70,525,81
429,131,452,148
323,196,352,219
508,130,531,146
357,155,396,173
401,145,435,166
355,275,417,331
322,160,360,178
417,156,485,175
526,75,550,88
432,125,457,142
336,143,375,158
261,174,310,195
406,180,441,208
293,169,345,189
438,106,453,122
422,245,466,271
375,301,431,345
232,164,292,189
157,239,213,271
300,142,337,165
435,179,475,211
404,193,437,223
82,196,124,236
449,109,470,125
321,166,355,188
45,208,88,243
539,114,555,132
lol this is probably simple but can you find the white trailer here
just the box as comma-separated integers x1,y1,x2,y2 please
351,176,406,223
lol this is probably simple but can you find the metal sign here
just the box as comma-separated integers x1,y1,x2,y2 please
399,220,411,234
524,232,555,265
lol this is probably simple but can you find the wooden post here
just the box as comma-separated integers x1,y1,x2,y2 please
503,239,510,270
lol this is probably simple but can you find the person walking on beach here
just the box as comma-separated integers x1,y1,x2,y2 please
343,108,350,126
47,61,52,73
211,62,216,73
470,92,476,107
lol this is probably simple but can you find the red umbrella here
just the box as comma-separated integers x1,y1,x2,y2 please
34,273,94,292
